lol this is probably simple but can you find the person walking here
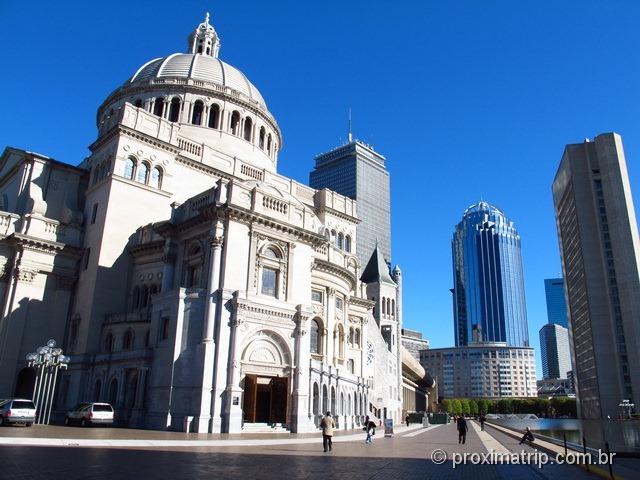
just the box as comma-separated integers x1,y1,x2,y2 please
479,414,486,431
364,415,376,444
320,411,335,452
405,415,410,428
457,416,468,445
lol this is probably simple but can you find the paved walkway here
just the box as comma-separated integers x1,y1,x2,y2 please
1,421,632,479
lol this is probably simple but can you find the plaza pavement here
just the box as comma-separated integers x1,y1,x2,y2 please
1,421,627,479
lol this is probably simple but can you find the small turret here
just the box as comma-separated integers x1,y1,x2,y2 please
188,12,221,58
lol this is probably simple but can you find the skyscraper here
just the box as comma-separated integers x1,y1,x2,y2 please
544,278,568,328
452,201,529,347
310,139,391,265
539,323,571,379
553,132,640,419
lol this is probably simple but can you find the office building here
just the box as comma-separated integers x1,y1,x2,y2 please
552,132,640,419
539,323,571,379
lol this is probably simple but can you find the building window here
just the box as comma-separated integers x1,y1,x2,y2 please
153,98,164,117
150,167,162,189
347,359,354,374
131,286,140,311
91,203,98,224
355,328,361,347
267,134,272,155
243,117,253,141
345,235,352,252
123,330,134,350
134,99,143,108
311,289,323,303
310,318,321,354
123,158,136,180
261,267,277,296
160,317,170,340
136,162,149,184
230,111,240,135
208,104,220,128
259,127,266,149
191,100,204,125
168,97,181,122
104,332,113,352
336,297,343,311
184,242,203,288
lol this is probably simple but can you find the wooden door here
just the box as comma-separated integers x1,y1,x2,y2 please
243,374,257,423
269,377,288,423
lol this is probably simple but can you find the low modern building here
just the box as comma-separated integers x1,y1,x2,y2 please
419,342,537,399
401,328,430,363
539,323,571,379
537,378,575,398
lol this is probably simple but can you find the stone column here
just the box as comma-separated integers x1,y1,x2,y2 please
221,292,243,433
211,289,234,433
290,305,314,432
193,225,224,432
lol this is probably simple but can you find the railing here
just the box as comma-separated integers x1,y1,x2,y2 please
177,137,202,157
262,196,288,215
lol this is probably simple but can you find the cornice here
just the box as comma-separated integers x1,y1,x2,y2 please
313,258,357,291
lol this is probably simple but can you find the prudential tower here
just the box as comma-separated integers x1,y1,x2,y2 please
452,201,529,347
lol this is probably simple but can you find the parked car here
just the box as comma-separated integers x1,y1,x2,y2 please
0,398,37,426
65,402,114,426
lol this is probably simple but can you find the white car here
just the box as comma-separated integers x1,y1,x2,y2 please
65,402,114,426
0,398,37,426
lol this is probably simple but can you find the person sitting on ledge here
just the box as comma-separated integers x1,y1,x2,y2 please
519,427,535,445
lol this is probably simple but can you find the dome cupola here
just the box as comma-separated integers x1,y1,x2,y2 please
188,13,221,58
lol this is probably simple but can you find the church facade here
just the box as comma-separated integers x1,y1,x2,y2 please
0,15,406,433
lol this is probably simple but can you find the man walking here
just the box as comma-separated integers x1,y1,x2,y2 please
321,411,335,452
457,415,468,445
479,414,486,431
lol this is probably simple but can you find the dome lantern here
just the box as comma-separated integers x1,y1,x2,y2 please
188,12,221,58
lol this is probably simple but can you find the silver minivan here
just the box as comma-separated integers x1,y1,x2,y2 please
0,398,37,426
65,402,114,426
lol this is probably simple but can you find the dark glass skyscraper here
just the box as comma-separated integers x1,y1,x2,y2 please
544,278,568,328
310,139,391,265
452,201,529,347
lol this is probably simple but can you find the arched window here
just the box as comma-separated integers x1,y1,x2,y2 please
124,158,135,180
259,127,266,149
185,242,203,288
345,235,352,252
310,319,321,354
331,386,336,414
355,328,361,347
104,332,113,353
322,385,328,414
150,167,162,189
109,378,118,406
340,392,344,415
338,324,344,358
349,327,354,345
191,100,204,125
243,117,252,141
263,247,280,259
144,329,150,347
168,97,181,122
391,299,395,317
153,98,164,117
132,286,140,311
94,379,102,402
382,298,386,315
136,162,149,184
140,285,149,308
387,298,391,317
208,104,220,128
347,359,354,374
348,393,352,415
337,233,344,249
267,134,272,154
134,99,143,108
123,330,134,350
330,230,336,242
312,383,319,415
230,111,240,135
150,284,158,296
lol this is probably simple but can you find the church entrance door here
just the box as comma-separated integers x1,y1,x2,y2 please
243,375,288,424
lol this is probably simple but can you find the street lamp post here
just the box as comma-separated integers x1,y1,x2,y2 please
26,339,70,425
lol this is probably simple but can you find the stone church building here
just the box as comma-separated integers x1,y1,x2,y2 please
0,15,426,433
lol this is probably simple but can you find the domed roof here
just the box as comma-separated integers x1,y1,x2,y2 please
129,54,267,110
463,200,505,218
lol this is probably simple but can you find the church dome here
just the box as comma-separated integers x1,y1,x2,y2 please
128,54,267,112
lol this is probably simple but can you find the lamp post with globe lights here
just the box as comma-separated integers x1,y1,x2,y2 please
26,339,69,424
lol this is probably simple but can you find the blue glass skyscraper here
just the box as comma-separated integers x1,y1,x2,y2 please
544,278,568,328
452,201,529,347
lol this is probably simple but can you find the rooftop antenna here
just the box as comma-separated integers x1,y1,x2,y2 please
348,108,353,143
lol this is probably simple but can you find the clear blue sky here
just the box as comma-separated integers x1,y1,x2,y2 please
3,1,640,378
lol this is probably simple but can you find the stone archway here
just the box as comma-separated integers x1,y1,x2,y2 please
240,330,292,425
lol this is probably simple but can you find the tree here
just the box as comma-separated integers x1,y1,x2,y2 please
460,399,471,415
477,399,488,415
451,399,462,416
442,399,452,414
470,400,479,415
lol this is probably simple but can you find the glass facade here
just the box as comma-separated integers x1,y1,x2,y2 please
452,201,529,347
544,278,568,328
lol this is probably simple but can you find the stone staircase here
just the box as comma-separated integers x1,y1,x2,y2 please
242,422,290,433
